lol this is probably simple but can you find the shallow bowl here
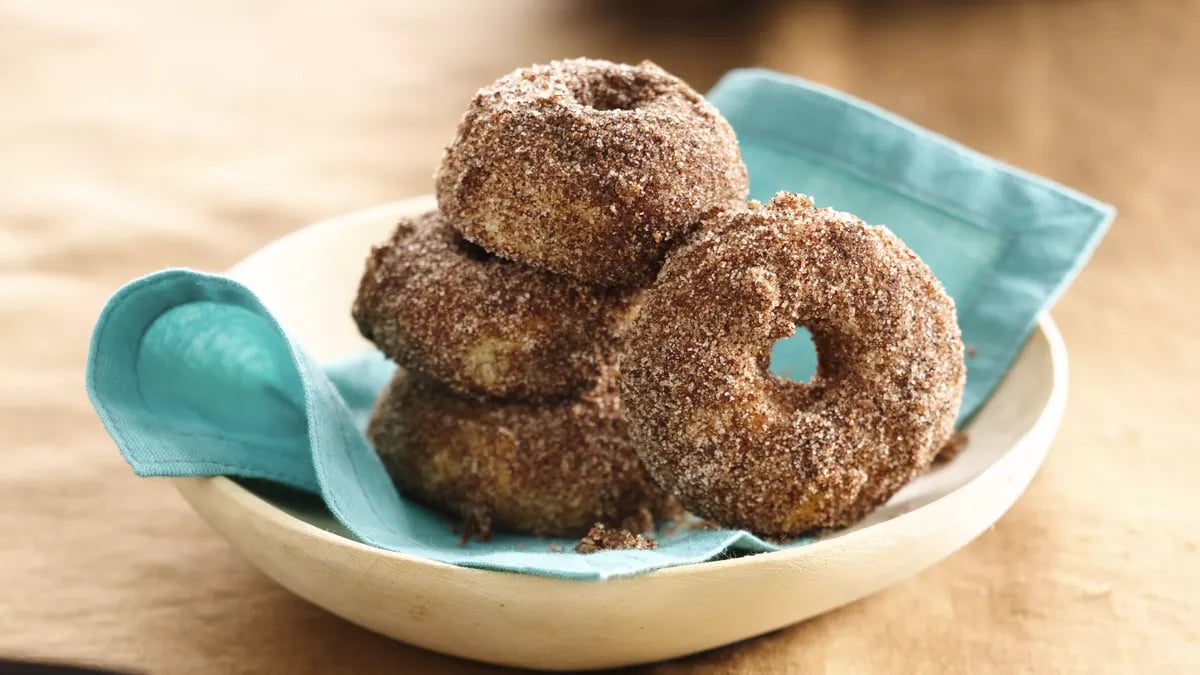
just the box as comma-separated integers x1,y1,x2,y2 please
173,196,1067,670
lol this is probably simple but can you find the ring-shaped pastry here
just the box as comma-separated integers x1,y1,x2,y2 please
353,210,638,399
436,58,749,286
621,193,965,537
368,367,674,539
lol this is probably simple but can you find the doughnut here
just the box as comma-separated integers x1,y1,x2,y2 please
367,366,675,539
435,58,750,286
352,210,639,400
620,193,965,537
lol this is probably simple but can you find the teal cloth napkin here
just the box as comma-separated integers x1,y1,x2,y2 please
86,69,1113,580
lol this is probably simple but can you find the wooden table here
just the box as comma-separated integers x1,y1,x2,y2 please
2,1,1196,672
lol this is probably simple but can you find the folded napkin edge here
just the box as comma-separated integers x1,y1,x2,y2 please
711,67,1117,220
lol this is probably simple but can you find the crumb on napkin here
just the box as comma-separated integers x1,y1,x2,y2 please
574,523,658,553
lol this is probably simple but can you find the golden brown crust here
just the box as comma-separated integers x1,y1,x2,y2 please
620,193,966,537
367,367,675,539
352,210,640,400
435,58,749,286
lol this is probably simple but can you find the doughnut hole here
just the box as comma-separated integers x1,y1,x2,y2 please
571,70,662,111
769,327,819,384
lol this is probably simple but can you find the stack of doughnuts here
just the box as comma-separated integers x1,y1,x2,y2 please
355,58,966,543
353,58,749,539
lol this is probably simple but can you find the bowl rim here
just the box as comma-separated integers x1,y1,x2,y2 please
175,198,1068,584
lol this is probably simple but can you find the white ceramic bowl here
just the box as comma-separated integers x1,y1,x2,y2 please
173,196,1067,670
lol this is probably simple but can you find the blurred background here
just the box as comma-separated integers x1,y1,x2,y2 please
1,1,1196,673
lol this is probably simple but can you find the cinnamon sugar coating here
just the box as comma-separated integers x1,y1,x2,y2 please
367,367,675,539
574,523,657,553
352,210,639,400
620,193,966,537
435,58,749,286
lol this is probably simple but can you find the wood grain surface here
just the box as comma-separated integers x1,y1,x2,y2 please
1,0,1196,673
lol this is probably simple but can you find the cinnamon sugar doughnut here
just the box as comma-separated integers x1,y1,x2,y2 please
435,58,749,286
367,367,674,539
352,210,639,399
621,193,965,537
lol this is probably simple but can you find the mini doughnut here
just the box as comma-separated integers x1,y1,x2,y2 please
435,58,750,286
620,193,966,537
352,210,639,400
367,367,675,539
